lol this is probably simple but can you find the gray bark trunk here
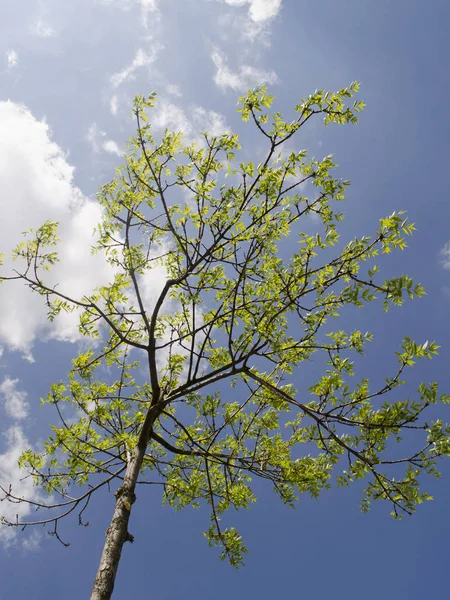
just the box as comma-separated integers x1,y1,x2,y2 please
90,399,161,599
89,447,143,600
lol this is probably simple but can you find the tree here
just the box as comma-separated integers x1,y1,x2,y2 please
1,83,449,600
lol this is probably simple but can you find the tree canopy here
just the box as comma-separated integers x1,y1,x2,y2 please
1,83,449,599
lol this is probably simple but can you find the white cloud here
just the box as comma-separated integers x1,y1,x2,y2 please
102,0,133,8
247,0,282,21
139,0,158,9
224,0,282,22
166,84,182,97
102,0,160,25
219,13,269,45
21,530,42,552
139,0,159,27
103,0,158,8
150,99,231,147
439,241,450,269
137,252,205,377
87,124,122,156
0,378,28,420
86,122,106,153
32,20,56,37
102,140,122,156
0,426,48,545
152,101,193,136
139,262,169,318
110,95,119,116
110,47,160,88
0,101,114,355
211,47,277,91
192,107,230,137
6,50,18,70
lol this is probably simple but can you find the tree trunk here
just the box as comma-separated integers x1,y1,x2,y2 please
89,448,142,600
90,399,161,599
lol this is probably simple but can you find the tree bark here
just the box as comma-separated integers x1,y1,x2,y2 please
90,390,162,598
90,447,142,600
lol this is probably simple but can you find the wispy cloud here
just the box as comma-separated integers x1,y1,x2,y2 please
150,99,230,145
6,50,18,70
211,47,277,91
439,241,450,269
110,47,161,88
166,83,182,97
21,530,42,552
87,123,122,156
218,13,270,45
32,20,56,37
102,0,160,26
139,0,158,9
86,122,106,153
110,95,119,115
192,107,230,137
139,0,160,27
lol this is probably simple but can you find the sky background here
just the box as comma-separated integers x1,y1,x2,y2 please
1,0,450,598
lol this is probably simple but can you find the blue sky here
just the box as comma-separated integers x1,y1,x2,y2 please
1,0,450,598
